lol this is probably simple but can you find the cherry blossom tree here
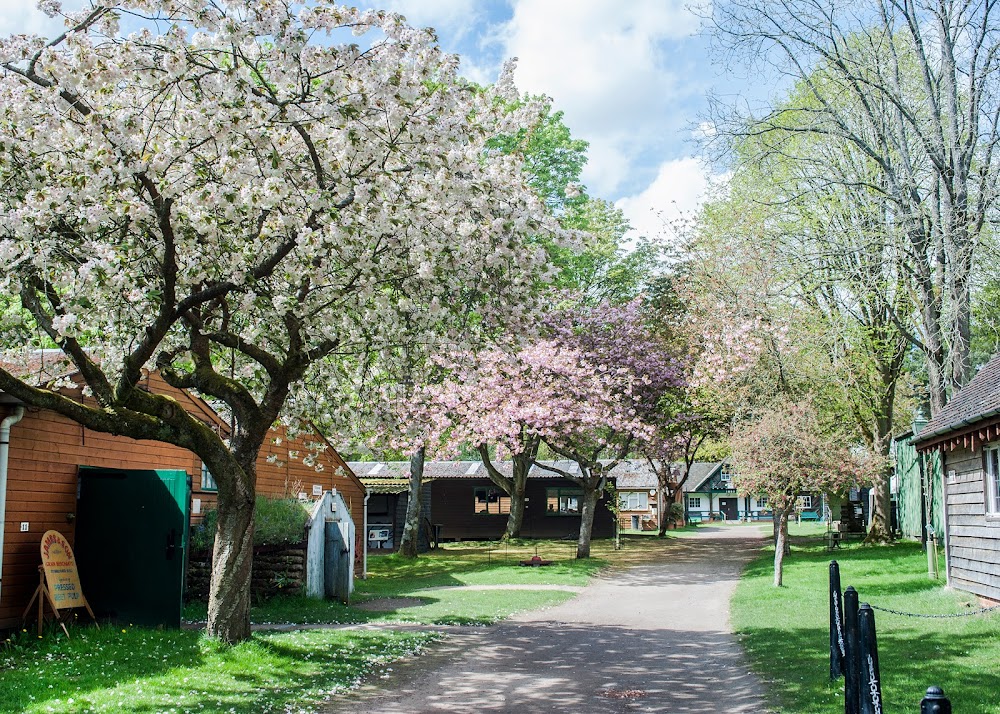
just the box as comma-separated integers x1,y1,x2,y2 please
730,401,879,586
0,1,563,642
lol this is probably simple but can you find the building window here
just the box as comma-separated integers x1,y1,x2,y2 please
986,446,1000,515
474,488,511,515
798,495,813,510
619,492,649,511
756,497,768,509
201,462,218,492
688,496,702,509
546,488,582,515
720,466,732,482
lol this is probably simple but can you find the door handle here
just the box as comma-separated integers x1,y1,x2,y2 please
165,528,176,560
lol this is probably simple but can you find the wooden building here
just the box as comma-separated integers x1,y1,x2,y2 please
354,460,616,545
0,356,364,630
914,355,1000,603
891,420,944,541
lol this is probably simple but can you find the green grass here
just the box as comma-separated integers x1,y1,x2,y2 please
186,538,630,627
732,535,1000,713
0,624,435,713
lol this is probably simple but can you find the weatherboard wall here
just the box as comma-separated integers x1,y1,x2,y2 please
943,444,1000,602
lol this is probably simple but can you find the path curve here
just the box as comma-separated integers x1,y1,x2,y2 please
321,525,770,713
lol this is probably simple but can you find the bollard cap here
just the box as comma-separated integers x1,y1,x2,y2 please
859,602,872,610
924,686,945,698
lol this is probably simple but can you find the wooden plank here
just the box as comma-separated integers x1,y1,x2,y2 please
950,569,1000,591
951,524,1000,539
951,556,1000,578
949,491,986,505
948,503,986,516
950,576,1000,602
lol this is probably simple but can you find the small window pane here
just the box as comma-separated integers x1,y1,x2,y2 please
201,462,218,492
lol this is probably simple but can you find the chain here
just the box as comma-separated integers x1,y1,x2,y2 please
868,603,1000,619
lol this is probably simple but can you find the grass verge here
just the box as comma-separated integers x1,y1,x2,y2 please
0,625,435,713
732,536,1000,713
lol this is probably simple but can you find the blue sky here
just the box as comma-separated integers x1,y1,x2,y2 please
3,1,737,241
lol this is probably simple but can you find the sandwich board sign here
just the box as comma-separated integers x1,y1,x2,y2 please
21,530,97,637
41,530,85,609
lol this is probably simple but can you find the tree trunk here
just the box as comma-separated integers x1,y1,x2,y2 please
399,447,425,558
773,509,791,587
505,466,528,539
866,461,894,545
206,478,255,644
576,482,600,559
772,515,790,556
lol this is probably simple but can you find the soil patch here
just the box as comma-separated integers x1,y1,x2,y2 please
354,597,427,612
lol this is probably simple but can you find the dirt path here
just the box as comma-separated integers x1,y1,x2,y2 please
321,525,770,713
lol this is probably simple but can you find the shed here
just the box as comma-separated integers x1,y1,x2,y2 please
914,355,1000,603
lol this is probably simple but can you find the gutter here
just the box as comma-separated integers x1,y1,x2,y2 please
915,406,1000,446
0,405,26,606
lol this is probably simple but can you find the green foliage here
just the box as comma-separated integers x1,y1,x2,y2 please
191,496,309,551
733,538,999,713
0,623,435,713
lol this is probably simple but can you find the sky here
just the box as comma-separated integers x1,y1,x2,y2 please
2,0,737,243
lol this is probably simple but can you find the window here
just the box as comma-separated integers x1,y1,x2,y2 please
720,466,732,482
474,488,511,515
546,488,582,515
798,495,812,509
756,497,768,509
986,446,1000,515
688,496,702,509
201,462,218,492
619,492,649,511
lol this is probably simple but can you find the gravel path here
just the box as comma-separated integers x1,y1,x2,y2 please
321,525,770,713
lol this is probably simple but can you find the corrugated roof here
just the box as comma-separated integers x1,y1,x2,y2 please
916,355,1000,443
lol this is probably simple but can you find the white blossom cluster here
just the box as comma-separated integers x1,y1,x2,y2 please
0,1,566,428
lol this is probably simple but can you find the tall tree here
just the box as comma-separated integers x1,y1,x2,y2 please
0,1,562,642
708,0,1000,413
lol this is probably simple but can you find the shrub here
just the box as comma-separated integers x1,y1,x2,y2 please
191,496,310,551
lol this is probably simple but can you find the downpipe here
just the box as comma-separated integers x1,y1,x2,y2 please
362,487,371,578
0,405,26,606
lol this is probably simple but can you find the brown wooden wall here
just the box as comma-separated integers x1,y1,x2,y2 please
943,445,1000,601
0,402,204,629
1,377,365,630
430,478,615,541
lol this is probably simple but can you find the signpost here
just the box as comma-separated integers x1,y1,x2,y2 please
21,530,98,637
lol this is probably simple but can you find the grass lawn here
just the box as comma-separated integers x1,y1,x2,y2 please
2,533,697,712
732,534,1000,713
185,535,675,627
0,625,435,713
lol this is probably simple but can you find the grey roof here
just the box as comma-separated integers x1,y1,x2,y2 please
689,462,727,491
350,458,719,493
916,355,1000,444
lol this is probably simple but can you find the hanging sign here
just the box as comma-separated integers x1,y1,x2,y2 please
40,530,85,610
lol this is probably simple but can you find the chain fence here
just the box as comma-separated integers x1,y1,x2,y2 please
868,602,1000,619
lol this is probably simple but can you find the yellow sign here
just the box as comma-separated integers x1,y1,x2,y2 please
40,530,84,610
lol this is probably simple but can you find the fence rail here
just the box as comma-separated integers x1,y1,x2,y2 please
829,560,952,713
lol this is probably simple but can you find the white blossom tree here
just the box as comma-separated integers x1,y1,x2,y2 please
0,1,562,643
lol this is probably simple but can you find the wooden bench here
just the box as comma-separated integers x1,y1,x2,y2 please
799,510,821,521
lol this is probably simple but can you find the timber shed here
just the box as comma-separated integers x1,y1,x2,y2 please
0,353,365,630
914,354,1000,603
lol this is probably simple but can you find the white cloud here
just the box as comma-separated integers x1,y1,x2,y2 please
496,0,700,197
615,157,714,243
0,0,65,37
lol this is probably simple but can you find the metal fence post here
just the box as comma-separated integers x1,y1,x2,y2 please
920,686,951,714
830,560,845,679
858,603,884,714
844,586,861,714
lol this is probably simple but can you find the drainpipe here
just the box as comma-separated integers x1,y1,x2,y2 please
0,405,26,606
362,487,371,578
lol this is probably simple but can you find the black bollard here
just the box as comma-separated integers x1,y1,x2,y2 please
830,561,846,679
921,686,952,714
857,603,884,714
843,586,861,714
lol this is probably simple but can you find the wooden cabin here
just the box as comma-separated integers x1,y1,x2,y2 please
354,460,616,545
914,355,1000,604
0,356,364,630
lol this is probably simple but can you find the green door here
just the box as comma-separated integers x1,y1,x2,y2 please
75,467,191,628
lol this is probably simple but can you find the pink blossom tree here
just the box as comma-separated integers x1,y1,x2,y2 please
730,401,879,586
0,1,563,642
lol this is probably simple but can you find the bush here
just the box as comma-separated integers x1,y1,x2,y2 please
191,496,310,551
